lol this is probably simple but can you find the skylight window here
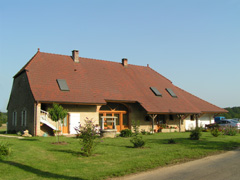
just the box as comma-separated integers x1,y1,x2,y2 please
150,87,162,97
57,79,69,91
166,88,177,98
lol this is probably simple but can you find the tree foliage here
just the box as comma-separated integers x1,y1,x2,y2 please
48,104,68,143
0,112,7,127
219,106,240,119
48,104,68,122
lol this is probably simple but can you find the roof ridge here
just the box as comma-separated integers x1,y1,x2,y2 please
41,51,151,68
39,51,71,57
147,66,173,84
14,50,40,78
79,56,150,68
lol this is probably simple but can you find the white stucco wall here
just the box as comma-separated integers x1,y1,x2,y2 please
40,104,99,135
185,114,214,130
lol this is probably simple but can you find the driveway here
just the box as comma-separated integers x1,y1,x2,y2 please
112,148,240,180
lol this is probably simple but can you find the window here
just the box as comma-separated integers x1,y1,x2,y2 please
190,115,195,121
63,116,68,127
150,87,162,97
21,110,27,126
12,111,17,126
57,79,69,91
166,88,177,98
157,115,166,124
169,115,174,121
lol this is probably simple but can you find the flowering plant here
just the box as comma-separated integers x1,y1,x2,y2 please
75,118,98,157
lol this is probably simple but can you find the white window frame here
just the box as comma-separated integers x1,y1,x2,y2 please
12,111,17,126
21,110,27,126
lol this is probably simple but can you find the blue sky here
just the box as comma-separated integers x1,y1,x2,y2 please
0,0,239,112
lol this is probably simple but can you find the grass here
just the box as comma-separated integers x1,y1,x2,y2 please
0,132,240,180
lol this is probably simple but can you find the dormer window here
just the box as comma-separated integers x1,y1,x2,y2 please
166,88,177,98
57,79,69,91
150,87,162,97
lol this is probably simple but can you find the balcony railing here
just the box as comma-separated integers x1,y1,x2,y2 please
40,110,56,130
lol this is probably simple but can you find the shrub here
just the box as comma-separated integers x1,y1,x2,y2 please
222,126,238,136
130,136,145,148
211,128,220,137
131,120,140,135
190,127,202,140
0,141,11,159
75,118,98,157
16,131,22,136
168,138,176,144
130,120,145,148
141,129,147,135
202,128,209,132
120,129,132,137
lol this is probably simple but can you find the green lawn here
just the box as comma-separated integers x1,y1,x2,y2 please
1,132,240,180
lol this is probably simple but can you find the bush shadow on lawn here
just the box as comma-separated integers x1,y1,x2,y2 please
147,138,240,151
0,160,85,180
48,149,85,157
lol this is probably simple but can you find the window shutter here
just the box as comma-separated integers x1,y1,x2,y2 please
25,111,27,126
12,112,15,125
15,112,17,126
21,111,23,126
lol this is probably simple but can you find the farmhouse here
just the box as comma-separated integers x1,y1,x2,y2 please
7,49,227,136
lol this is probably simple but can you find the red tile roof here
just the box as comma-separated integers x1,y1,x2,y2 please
17,50,227,114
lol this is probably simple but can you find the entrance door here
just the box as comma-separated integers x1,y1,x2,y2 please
69,113,80,134
60,114,69,134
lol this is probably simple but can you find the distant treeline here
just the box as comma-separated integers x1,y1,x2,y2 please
0,112,7,127
219,106,240,119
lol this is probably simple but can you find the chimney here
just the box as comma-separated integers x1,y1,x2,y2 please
72,50,79,63
122,58,128,67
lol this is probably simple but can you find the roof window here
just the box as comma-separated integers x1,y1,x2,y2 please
166,88,177,98
150,87,162,97
57,79,69,91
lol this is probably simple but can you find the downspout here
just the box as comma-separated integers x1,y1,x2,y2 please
34,102,38,136
152,118,154,133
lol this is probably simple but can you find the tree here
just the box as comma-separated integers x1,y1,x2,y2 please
0,112,2,127
48,104,68,143
219,106,240,119
0,112,7,127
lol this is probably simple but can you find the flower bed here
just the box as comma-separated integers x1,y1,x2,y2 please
159,125,178,133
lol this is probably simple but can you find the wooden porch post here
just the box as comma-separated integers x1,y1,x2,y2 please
177,114,188,132
101,117,104,130
195,114,199,128
179,119,181,132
